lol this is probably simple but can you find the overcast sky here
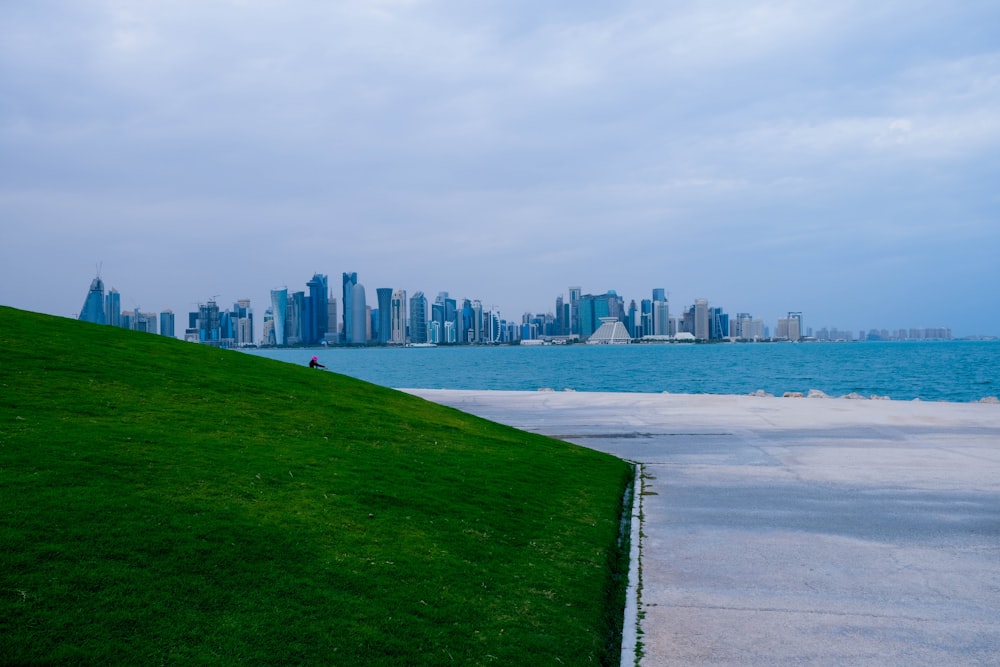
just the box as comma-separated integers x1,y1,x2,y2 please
2,1,998,337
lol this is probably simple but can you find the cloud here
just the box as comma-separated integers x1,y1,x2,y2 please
1,1,998,335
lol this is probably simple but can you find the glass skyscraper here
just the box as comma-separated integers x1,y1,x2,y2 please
232,299,253,346
79,276,106,324
270,288,288,346
695,298,709,340
159,310,176,338
569,286,581,335
578,291,623,340
390,289,407,344
105,288,121,327
350,282,366,345
306,274,328,345
288,291,305,345
409,291,428,344
342,272,357,344
376,288,392,345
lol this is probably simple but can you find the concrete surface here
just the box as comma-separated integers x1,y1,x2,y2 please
404,389,1000,666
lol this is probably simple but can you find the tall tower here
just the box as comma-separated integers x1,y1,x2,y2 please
287,291,305,345
569,286,581,335
488,307,502,343
444,295,457,339
342,272,358,344
233,299,253,347
159,310,176,338
306,274,328,345
653,300,670,336
786,312,803,341
390,289,407,344
472,300,483,343
326,289,338,344
269,288,288,346
694,299,709,340
196,300,222,344
578,293,596,339
350,282,367,345
79,275,106,324
640,299,652,337
627,300,638,337
105,289,121,327
409,291,428,344
376,288,393,345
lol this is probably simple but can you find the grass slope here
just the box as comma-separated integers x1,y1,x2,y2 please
0,307,633,666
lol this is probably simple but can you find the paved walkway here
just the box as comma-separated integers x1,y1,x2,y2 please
405,390,1000,666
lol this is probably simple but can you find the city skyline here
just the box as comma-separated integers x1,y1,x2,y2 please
2,3,998,337
72,269,962,345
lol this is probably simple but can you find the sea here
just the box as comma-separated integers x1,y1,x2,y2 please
241,340,999,404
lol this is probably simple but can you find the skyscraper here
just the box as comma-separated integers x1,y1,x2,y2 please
569,286,581,335
735,313,754,340
487,308,502,343
680,305,695,335
778,312,803,341
263,309,275,346
431,302,444,339
195,300,222,344
443,294,457,339
578,294,597,340
136,310,158,334
306,274,328,345
640,299,653,337
79,275,106,324
342,272,358,344
159,310,176,338
350,282,367,345
287,291,305,345
233,299,253,347
390,289,407,344
578,291,624,340
409,291,428,344
472,300,483,343
270,288,288,346
653,300,670,336
694,299,709,340
326,293,338,344
105,288,121,327
376,288,393,345
460,299,474,343
709,307,727,341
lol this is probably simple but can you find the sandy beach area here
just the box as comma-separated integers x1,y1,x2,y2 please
405,389,1000,666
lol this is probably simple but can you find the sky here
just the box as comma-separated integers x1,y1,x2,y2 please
2,0,999,338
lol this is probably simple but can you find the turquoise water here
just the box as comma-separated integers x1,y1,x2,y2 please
243,341,1000,403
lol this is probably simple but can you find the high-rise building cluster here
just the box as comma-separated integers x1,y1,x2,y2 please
183,298,255,347
76,272,953,347
538,289,772,343
261,275,506,348
77,275,176,338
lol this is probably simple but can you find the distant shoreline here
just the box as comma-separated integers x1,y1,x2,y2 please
402,387,1000,405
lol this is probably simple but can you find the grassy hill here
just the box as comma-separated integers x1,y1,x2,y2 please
0,306,634,666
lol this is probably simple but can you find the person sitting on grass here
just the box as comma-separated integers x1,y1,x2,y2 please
309,356,326,369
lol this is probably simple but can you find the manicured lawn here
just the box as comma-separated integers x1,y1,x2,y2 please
0,306,633,665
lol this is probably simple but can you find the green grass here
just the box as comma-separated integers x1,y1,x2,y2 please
0,306,633,666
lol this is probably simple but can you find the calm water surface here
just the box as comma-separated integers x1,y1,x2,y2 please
243,341,999,403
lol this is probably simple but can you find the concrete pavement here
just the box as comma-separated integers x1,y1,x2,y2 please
404,389,1000,666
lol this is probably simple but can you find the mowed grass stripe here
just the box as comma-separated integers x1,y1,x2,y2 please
0,306,633,666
